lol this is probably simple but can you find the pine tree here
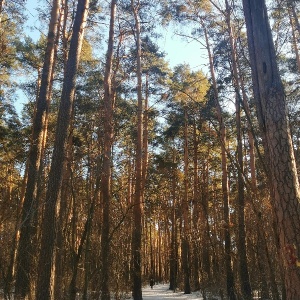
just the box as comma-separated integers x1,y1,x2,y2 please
242,0,300,298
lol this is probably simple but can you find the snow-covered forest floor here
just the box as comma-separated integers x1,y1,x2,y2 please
0,284,223,300
127,284,209,300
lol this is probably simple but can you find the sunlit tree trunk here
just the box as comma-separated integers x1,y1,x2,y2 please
200,149,211,285
35,1,89,299
192,121,200,291
182,107,191,294
142,73,149,198
288,6,300,72
14,1,61,298
0,0,5,27
242,0,300,298
169,146,178,291
157,221,163,281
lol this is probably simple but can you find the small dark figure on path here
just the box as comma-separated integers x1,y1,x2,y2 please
150,278,154,289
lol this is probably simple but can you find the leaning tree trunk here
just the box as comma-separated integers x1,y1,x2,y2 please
242,1,300,298
131,1,143,299
35,1,89,299
14,1,61,298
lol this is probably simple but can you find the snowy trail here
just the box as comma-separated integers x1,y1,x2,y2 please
140,284,204,300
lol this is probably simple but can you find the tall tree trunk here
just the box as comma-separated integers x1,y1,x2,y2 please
182,107,191,294
131,1,143,299
14,1,61,298
53,166,70,299
192,121,200,291
100,0,116,299
68,199,95,300
35,1,89,299
0,0,5,27
142,73,149,197
53,5,71,297
201,154,211,285
235,92,252,299
238,57,281,300
53,111,74,299
288,6,300,72
242,1,300,298
224,1,252,298
202,23,237,300
288,0,300,34
169,146,178,291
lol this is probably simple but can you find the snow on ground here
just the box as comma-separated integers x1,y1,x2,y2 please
138,284,204,300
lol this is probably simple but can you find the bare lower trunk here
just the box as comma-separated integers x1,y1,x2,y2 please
182,107,191,294
0,0,5,26
169,147,178,291
192,123,201,291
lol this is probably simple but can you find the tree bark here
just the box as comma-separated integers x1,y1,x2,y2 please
288,0,300,34
15,1,61,298
68,199,95,300
53,4,71,298
131,1,143,299
192,121,201,291
100,0,116,299
242,1,300,298
200,151,211,286
224,1,252,298
169,146,178,291
202,23,237,300
288,6,300,73
238,52,281,300
35,1,89,299
182,107,191,294
0,0,5,27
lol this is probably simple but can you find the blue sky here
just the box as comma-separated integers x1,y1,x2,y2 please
16,1,207,114
24,1,207,71
160,28,207,71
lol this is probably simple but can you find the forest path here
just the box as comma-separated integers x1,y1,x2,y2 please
141,284,204,300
